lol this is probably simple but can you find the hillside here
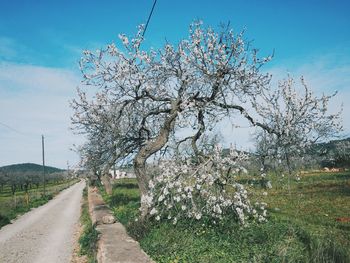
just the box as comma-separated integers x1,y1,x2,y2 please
314,137,350,152
0,163,63,174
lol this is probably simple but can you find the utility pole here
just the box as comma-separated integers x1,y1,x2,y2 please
67,161,71,186
42,135,46,196
67,161,70,178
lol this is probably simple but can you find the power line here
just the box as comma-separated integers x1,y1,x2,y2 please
0,121,25,135
0,121,39,137
0,122,38,137
142,0,158,38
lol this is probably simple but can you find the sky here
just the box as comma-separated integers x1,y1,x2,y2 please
0,0,349,168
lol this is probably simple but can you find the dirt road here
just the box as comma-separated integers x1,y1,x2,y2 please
0,180,85,263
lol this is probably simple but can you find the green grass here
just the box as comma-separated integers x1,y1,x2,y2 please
100,179,140,226
0,179,78,229
257,172,350,231
79,185,99,263
105,172,350,263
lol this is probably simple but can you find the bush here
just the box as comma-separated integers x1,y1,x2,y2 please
79,223,99,259
0,213,10,228
145,147,266,225
109,191,139,207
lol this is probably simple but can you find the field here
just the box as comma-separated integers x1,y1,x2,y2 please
0,179,78,228
101,171,350,263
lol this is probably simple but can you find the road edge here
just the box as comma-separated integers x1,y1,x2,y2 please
88,186,154,263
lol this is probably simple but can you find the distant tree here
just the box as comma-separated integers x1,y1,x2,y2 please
30,173,42,189
22,172,31,192
0,170,8,192
7,172,21,195
76,135,112,181
47,172,66,183
325,140,350,167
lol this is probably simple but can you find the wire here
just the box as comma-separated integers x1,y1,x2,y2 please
142,0,158,38
0,121,25,135
0,121,38,137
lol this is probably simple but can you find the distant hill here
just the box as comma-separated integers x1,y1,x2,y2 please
310,137,350,167
308,137,350,155
0,163,63,174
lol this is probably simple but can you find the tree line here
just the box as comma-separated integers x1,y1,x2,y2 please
0,170,68,195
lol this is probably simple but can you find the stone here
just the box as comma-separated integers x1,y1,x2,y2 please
102,215,116,224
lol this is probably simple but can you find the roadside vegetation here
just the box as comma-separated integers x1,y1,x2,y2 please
102,171,350,263
79,184,99,263
0,165,78,229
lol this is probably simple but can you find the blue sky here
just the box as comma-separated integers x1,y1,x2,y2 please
0,0,349,168
1,0,350,68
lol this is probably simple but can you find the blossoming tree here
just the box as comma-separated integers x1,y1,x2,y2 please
254,77,342,178
71,22,341,220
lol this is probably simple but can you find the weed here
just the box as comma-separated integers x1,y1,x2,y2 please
0,213,10,228
79,186,99,263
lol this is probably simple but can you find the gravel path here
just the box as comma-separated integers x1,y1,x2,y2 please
0,180,85,263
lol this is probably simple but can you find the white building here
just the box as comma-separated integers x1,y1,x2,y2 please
109,169,136,179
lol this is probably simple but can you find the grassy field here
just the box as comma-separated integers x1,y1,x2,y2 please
101,171,350,263
0,179,78,228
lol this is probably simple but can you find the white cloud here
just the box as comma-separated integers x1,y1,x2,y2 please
0,63,84,168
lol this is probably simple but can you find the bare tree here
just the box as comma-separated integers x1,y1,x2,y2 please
71,22,341,217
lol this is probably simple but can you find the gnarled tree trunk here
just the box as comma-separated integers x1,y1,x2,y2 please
134,101,180,219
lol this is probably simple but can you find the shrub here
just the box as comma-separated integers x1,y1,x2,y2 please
79,223,99,259
144,146,267,225
79,186,99,262
0,213,10,228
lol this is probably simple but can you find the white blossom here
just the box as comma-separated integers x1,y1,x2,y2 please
195,213,202,220
150,208,158,215
143,147,266,225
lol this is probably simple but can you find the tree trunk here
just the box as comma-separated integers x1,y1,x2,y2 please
134,100,180,219
25,192,29,206
11,184,16,195
101,175,113,195
134,158,151,219
285,151,292,195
